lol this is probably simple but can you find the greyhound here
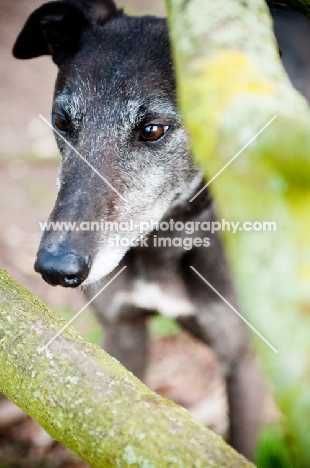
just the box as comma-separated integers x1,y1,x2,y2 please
13,0,266,460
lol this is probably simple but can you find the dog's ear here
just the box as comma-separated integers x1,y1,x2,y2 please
12,0,118,65
78,0,118,24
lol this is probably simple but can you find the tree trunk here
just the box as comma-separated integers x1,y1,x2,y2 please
166,0,310,465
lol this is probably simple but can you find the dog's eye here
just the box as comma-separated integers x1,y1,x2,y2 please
52,113,69,134
139,124,169,142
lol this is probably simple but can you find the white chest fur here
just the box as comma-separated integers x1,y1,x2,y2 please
109,279,195,319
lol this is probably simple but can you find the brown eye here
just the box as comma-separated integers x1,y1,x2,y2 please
139,124,169,142
53,113,69,133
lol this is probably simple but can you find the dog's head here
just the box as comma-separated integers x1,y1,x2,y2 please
13,0,202,287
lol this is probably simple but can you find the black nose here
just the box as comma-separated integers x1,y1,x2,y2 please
34,251,91,287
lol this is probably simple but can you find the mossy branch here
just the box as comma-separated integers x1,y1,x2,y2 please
0,270,253,468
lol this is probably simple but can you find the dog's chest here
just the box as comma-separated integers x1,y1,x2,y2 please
111,279,195,318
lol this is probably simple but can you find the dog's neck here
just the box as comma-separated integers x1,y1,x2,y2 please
165,179,212,223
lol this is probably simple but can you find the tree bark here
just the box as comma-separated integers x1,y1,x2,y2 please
166,0,310,465
0,270,253,468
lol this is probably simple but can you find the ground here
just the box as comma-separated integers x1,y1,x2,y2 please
0,1,227,466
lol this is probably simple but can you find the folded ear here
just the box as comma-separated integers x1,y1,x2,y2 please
12,0,118,65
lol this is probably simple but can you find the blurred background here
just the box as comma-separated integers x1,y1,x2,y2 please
0,1,229,467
